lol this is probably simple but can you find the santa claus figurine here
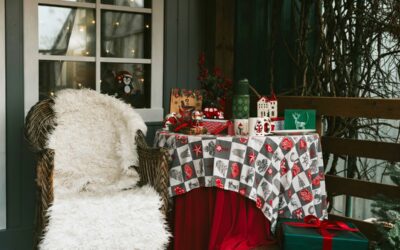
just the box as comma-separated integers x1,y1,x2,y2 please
163,112,179,130
191,110,204,128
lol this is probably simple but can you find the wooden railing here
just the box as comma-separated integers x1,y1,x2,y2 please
278,96,400,241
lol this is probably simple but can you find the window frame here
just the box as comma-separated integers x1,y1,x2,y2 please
0,0,6,231
24,0,164,122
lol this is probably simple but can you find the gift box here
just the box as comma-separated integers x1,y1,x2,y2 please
203,119,231,135
278,216,368,250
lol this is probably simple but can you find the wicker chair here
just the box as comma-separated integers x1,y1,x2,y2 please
25,95,170,249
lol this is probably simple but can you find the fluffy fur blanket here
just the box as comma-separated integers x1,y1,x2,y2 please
48,89,147,195
39,186,170,250
41,89,170,249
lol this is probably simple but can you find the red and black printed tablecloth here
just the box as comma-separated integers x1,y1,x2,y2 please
155,130,328,231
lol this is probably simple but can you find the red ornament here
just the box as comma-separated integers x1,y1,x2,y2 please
265,144,273,153
299,138,307,149
281,137,294,151
312,176,321,186
292,163,301,177
248,151,256,164
184,164,193,179
231,163,240,178
215,178,224,189
299,188,314,203
256,197,263,209
174,186,185,195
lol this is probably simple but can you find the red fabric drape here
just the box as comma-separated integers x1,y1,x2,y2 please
172,188,276,250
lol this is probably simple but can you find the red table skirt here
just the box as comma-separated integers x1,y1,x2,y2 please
172,187,276,250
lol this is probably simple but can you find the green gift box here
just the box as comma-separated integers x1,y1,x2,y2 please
278,218,368,250
284,109,316,130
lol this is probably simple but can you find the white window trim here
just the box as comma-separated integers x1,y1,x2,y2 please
24,0,164,122
0,0,6,230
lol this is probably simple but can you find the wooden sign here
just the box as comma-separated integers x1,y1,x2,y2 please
169,88,202,114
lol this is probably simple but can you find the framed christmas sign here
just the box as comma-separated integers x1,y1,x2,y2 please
284,109,316,130
169,88,202,114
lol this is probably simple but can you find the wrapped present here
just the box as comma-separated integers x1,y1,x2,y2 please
202,119,232,135
279,216,368,250
271,117,284,131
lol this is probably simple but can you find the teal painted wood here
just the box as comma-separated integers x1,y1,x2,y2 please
0,0,36,248
145,122,163,145
163,0,215,115
234,0,297,102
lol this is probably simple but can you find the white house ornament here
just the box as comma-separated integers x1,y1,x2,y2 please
257,94,278,118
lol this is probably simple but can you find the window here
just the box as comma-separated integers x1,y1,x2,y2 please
0,0,6,230
24,0,164,121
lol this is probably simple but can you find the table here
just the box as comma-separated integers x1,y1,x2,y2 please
155,131,327,249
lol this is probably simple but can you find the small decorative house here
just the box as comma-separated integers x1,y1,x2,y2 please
257,96,270,118
257,94,278,118
269,94,278,118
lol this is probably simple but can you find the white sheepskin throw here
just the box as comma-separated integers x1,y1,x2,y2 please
39,186,171,250
42,89,170,249
48,89,147,195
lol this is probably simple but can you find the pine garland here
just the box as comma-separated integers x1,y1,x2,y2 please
371,165,400,249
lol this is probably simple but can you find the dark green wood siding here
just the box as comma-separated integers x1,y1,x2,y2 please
0,0,35,249
163,0,215,114
234,0,296,116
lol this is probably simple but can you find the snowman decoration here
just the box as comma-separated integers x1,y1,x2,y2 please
116,71,134,95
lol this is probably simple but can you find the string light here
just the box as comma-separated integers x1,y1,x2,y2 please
106,49,110,54
50,91,55,97
131,49,135,54
79,26,84,32
145,24,150,29
77,83,82,88
115,22,120,26
85,51,89,55
91,20,96,24
66,26,70,30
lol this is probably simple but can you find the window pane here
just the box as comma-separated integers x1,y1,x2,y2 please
39,61,95,100
101,11,151,58
100,63,150,108
101,0,151,8
39,6,96,56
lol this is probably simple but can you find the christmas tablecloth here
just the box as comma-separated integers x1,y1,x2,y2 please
154,130,328,231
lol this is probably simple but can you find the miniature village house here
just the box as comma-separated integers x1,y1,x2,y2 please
257,95,278,118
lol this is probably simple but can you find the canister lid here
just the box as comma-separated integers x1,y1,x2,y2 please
234,79,249,95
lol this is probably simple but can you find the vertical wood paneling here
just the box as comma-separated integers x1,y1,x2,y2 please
1,0,35,247
163,0,178,113
215,0,234,81
187,0,202,88
5,0,24,229
176,0,189,88
163,0,215,114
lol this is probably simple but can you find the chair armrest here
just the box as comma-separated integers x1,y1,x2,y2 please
136,130,170,215
34,149,55,248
